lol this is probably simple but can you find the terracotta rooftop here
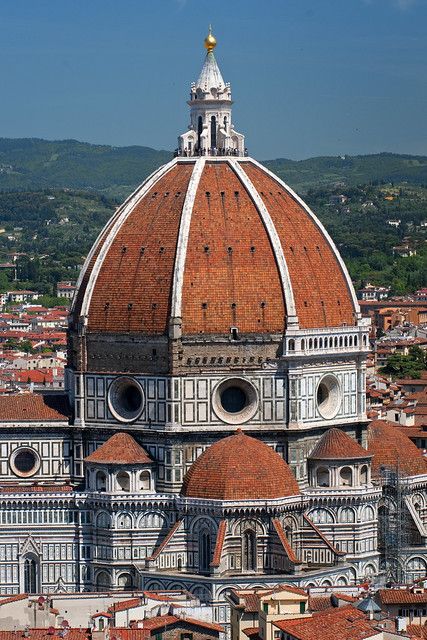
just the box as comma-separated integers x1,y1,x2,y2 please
85,432,152,465
274,605,377,640
0,484,73,494
367,419,427,477
0,394,70,422
181,430,300,501
377,588,427,604
110,616,223,636
109,597,141,613
0,631,89,640
71,159,357,338
308,428,370,460
407,624,427,638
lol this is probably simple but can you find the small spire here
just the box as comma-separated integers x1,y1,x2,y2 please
204,25,217,53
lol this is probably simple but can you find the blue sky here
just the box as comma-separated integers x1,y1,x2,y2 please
0,0,425,159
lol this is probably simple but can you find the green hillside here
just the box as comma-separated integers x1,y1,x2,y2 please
265,153,427,192
0,138,171,198
0,138,426,196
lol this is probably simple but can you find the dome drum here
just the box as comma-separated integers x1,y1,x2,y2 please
212,377,258,425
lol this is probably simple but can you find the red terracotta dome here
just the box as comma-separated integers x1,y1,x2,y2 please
367,419,427,477
180,429,300,500
84,432,152,465
309,428,371,460
71,158,358,337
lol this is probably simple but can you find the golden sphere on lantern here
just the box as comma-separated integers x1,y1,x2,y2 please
204,26,217,52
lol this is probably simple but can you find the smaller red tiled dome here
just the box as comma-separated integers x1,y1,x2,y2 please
367,420,427,477
84,432,152,465
181,430,299,501
309,428,371,460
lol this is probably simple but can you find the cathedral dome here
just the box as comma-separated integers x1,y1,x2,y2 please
367,419,427,478
180,429,300,500
308,428,371,460
71,157,358,338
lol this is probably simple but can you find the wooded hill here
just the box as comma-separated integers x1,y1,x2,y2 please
0,138,426,196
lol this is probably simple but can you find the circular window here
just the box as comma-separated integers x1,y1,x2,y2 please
212,377,258,424
10,447,40,477
316,374,341,419
108,377,145,423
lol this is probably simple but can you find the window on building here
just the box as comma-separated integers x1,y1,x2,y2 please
210,115,217,149
96,471,107,492
316,467,330,487
139,471,151,491
243,529,257,572
339,466,353,486
199,530,211,573
197,116,203,150
117,471,130,492
360,465,368,484
23,555,39,594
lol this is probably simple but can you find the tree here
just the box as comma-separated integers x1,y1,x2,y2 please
380,352,424,379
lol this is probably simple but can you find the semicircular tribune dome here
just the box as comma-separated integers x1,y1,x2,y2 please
180,429,300,500
72,158,358,336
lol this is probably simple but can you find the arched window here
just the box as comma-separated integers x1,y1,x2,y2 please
319,338,323,349
96,471,106,492
344,336,348,347
354,335,358,346
117,471,130,492
117,513,132,529
340,508,355,523
314,338,318,349
24,555,39,594
301,339,305,351
363,335,367,346
210,116,217,149
329,337,333,348
139,470,151,492
284,519,296,548
288,339,295,351
197,116,203,150
334,337,338,348
363,506,375,521
340,467,353,486
96,571,111,592
339,337,343,347
309,509,333,524
309,339,313,349
96,511,111,529
316,467,330,487
117,572,133,591
242,529,257,572
349,335,353,347
223,116,228,132
199,530,211,573
360,465,368,484
407,557,427,582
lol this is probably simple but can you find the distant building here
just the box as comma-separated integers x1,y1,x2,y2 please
7,290,39,304
329,194,347,205
393,244,416,257
357,283,390,302
415,288,427,302
56,281,76,300
387,219,401,227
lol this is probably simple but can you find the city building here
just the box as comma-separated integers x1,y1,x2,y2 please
357,284,390,302
56,282,77,300
0,30,426,636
